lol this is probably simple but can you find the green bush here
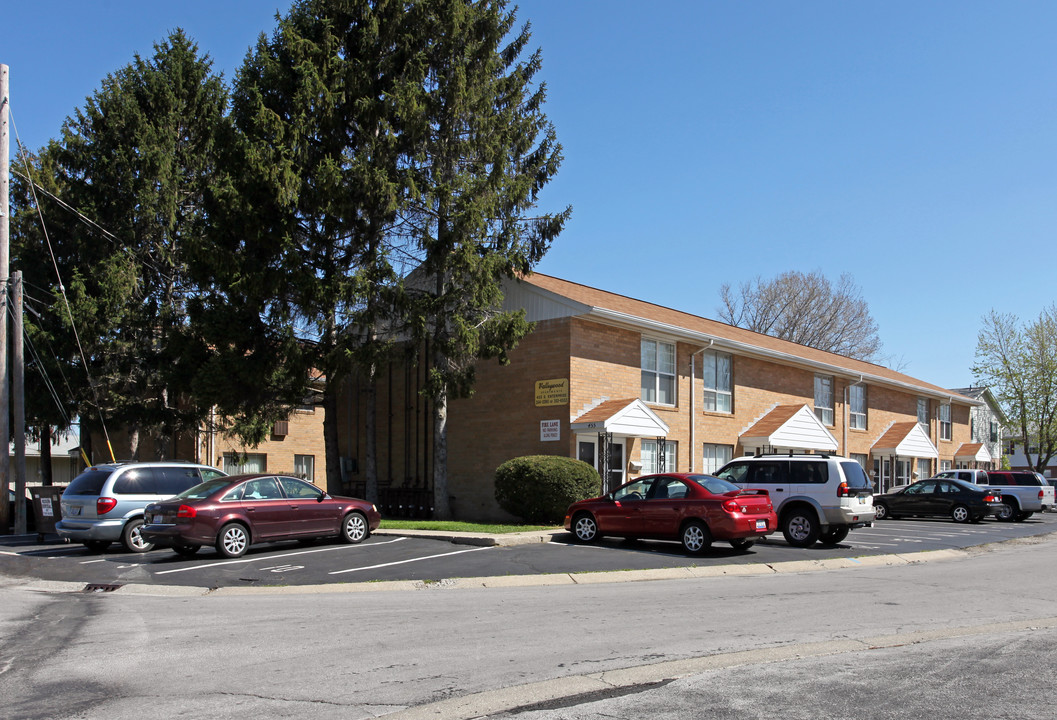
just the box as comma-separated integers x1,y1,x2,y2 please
495,455,602,523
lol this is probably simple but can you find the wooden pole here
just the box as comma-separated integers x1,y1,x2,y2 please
0,64,11,534
13,271,25,534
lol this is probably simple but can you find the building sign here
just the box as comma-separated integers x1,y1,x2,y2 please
541,420,561,442
535,378,569,407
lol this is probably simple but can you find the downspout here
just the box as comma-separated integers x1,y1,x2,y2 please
843,375,864,458
689,340,713,472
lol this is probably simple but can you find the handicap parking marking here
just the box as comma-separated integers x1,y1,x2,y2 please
261,564,305,573
329,545,491,575
153,536,407,575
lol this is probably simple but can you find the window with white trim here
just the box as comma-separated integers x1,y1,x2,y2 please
223,452,266,474
939,404,951,441
702,444,732,474
702,349,732,413
814,375,834,426
917,458,931,481
940,459,952,472
294,454,315,481
849,384,867,429
641,339,676,406
917,398,929,432
641,440,677,474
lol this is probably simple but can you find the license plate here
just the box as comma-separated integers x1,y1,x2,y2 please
68,505,81,516
755,519,767,530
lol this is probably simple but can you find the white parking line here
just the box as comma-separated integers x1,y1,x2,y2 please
328,545,491,575
154,537,407,575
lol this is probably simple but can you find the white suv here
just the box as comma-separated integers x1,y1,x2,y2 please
714,454,875,548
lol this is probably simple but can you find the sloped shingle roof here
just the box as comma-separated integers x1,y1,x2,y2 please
520,273,976,405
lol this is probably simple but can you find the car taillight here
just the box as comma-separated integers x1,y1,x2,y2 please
1039,489,1045,500
176,505,197,518
837,482,851,497
722,499,741,513
96,497,118,515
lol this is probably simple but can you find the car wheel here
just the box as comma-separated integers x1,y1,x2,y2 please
681,520,712,555
83,540,110,553
819,525,850,545
172,543,200,557
995,500,1016,522
216,523,250,558
121,518,154,553
572,513,600,543
781,509,820,548
950,505,971,523
873,502,888,521
728,538,755,551
340,511,369,544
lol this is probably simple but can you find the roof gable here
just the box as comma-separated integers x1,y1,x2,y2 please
740,404,838,452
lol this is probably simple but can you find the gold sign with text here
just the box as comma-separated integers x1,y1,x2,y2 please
535,378,569,407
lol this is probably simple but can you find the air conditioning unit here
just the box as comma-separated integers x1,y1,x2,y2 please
272,421,289,437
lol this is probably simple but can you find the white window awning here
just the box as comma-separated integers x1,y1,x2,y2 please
739,405,838,453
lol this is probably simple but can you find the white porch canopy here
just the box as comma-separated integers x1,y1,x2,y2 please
955,443,993,464
570,398,670,437
739,404,838,453
872,422,939,458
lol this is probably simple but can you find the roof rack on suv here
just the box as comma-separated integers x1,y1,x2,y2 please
750,451,832,459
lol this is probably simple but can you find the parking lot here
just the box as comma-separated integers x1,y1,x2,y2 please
2,513,1055,590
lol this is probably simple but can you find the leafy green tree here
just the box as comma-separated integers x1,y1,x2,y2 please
217,0,430,496
12,31,232,461
9,148,83,482
405,0,570,518
974,306,1057,472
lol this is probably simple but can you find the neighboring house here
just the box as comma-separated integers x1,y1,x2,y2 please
948,386,1005,471
85,404,330,491
204,405,327,488
340,273,980,521
1003,439,1057,478
8,426,82,487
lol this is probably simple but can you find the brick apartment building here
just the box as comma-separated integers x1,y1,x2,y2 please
340,273,980,522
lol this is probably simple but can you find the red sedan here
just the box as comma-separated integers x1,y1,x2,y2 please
141,474,380,558
564,473,777,554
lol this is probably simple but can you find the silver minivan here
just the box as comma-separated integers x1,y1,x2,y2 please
57,462,227,552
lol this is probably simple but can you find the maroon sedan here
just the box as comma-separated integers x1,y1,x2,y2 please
564,473,777,554
141,474,381,558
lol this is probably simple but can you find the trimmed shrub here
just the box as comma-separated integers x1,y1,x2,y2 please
495,455,602,523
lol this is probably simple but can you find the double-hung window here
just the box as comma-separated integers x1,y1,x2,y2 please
702,444,732,474
849,384,867,429
939,404,951,441
917,398,929,432
641,440,677,474
702,350,732,413
641,339,676,405
814,375,834,426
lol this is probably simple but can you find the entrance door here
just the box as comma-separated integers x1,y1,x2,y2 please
577,435,626,493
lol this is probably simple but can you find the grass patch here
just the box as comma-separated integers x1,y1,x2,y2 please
378,519,558,534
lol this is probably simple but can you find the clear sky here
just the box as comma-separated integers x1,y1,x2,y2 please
3,1,1055,389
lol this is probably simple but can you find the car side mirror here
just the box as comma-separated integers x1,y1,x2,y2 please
317,492,326,503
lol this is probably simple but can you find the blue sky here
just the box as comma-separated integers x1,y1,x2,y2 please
4,1,1055,389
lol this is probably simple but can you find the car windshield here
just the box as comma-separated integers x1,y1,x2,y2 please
175,478,232,501
694,476,740,495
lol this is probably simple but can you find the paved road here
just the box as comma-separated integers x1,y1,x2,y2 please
2,513,1056,589
3,528,1056,719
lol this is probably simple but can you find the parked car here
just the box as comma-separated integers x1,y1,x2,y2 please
873,478,1003,523
714,454,874,548
564,472,777,555
973,470,1055,520
56,462,228,552
141,474,381,558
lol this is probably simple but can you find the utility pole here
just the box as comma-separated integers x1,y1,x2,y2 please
13,271,25,534
1,63,11,534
